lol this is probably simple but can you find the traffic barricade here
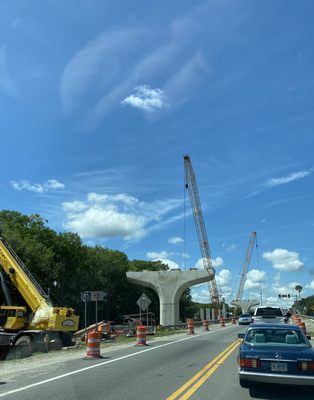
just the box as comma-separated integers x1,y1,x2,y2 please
203,319,209,331
85,331,101,358
136,325,147,346
187,319,195,335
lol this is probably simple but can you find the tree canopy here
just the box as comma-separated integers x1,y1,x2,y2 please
0,210,197,326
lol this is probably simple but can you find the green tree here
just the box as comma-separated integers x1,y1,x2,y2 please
295,285,303,301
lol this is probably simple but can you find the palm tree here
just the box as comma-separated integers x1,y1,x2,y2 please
295,285,303,301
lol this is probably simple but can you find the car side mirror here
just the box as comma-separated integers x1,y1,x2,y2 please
306,335,311,340
238,333,245,339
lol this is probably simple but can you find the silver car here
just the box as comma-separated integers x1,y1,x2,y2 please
238,313,253,325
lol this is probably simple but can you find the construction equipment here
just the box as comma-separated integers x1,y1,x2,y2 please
184,155,220,318
231,231,259,313
123,312,156,336
0,233,79,357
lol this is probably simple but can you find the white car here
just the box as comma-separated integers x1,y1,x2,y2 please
238,313,253,325
252,306,286,324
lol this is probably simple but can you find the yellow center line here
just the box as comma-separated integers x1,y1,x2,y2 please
166,339,241,400
178,341,241,400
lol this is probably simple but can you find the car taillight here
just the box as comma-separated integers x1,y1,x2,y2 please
298,361,314,372
240,358,261,368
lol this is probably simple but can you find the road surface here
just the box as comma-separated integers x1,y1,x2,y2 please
0,324,312,399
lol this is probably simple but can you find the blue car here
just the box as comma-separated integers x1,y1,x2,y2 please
238,323,314,388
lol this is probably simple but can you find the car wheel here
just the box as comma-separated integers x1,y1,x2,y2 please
239,378,251,389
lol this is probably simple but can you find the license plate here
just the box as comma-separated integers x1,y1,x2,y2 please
271,362,287,372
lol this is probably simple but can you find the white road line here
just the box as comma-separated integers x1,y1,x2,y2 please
0,329,235,397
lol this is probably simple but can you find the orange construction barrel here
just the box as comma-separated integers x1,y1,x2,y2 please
187,319,195,335
203,319,209,331
220,317,225,327
86,331,101,358
298,321,307,334
136,325,147,346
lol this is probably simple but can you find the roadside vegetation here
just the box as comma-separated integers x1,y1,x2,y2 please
0,210,199,327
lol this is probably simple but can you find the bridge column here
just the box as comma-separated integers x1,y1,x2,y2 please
126,269,214,326
231,299,259,314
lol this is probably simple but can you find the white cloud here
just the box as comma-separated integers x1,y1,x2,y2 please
306,280,314,289
146,251,169,260
195,256,224,269
63,192,181,240
11,179,65,193
245,269,267,290
168,236,184,244
263,248,304,272
266,171,310,187
216,269,231,286
121,84,168,112
146,251,180,269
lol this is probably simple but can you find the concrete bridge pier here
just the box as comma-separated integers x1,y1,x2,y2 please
126,269,214,326
231,299,259,314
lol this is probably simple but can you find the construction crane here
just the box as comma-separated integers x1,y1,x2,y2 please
231,231,259,313
184,155,220,317
235,231,257,301
0,233,79,356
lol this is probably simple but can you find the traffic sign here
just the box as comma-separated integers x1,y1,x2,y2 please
80,292,91,302
81,291,106,302
90,291,106,301
137,293,152,311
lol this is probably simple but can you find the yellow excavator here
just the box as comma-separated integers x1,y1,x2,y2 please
0,233,79,357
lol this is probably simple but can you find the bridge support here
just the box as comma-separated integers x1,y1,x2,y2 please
231,299,259,314
126,269,214,326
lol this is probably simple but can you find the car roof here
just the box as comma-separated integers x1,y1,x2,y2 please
248,322,301,330
254,306,282,309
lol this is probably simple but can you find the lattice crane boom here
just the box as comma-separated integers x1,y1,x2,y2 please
184,155,220,314
235,231,257,300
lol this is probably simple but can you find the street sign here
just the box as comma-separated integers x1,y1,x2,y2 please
90,291,106,301
80,292,91,302
137,293,152,311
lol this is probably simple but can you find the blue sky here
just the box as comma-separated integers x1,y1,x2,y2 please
1,0,314,307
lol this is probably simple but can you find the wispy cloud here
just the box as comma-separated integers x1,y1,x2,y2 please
121,85,168,112
168,236,184,244
60,6,215,130
247,169,312,198
265,171,311,188
11,179,65,193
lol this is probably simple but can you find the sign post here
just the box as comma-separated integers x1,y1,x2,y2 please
90,291,106,329
81,291,106,332
80,291,91,339
137,293,152,326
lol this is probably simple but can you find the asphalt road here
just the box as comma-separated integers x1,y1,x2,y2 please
0,324,313,400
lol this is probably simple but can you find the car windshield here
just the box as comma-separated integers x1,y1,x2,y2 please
240,314,250,318
246,328,310,347
255,307,283,317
